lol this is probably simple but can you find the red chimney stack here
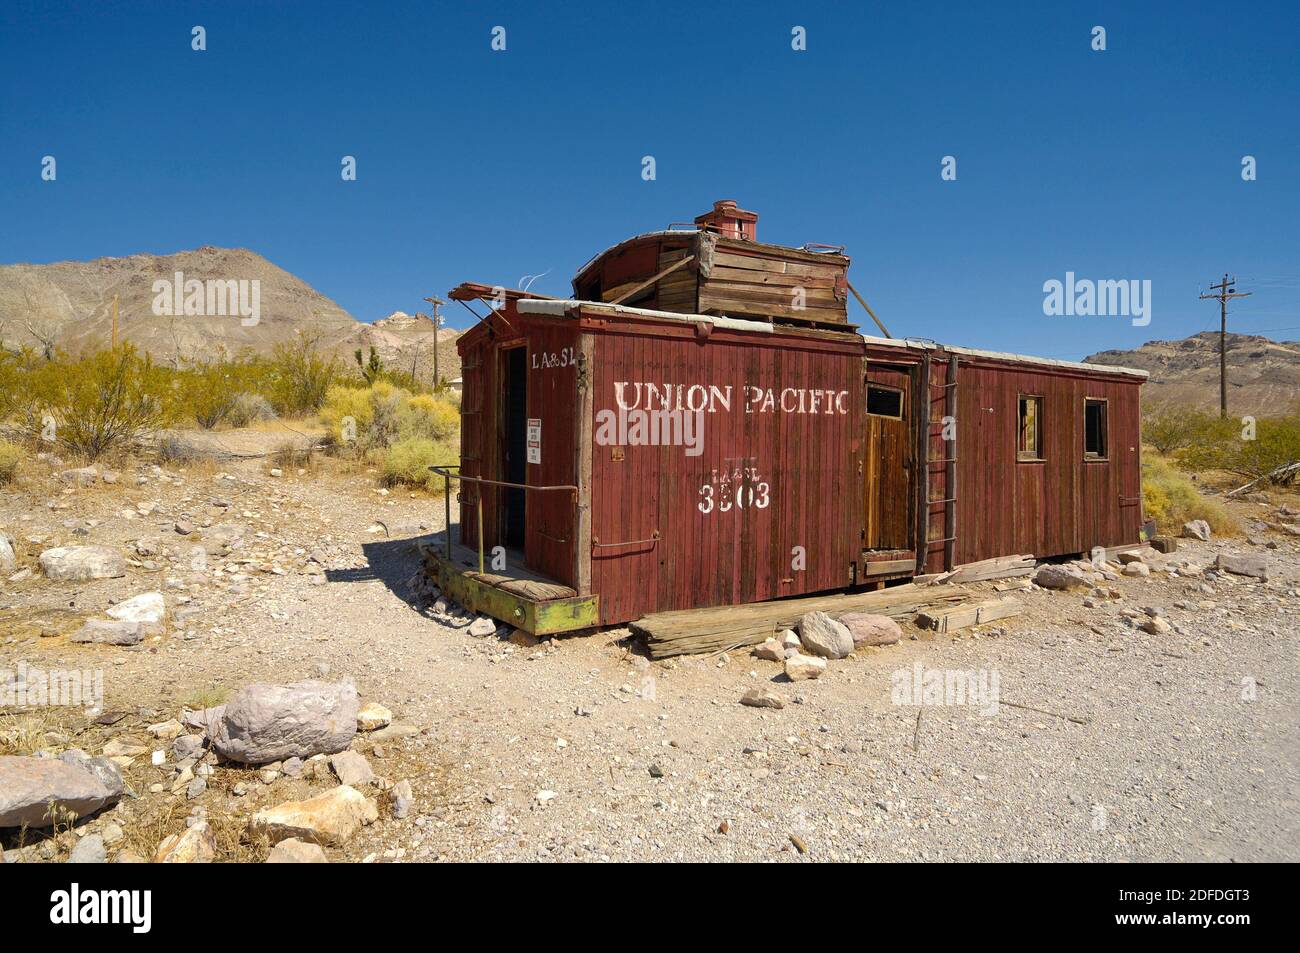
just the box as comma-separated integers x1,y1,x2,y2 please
694,199,758,241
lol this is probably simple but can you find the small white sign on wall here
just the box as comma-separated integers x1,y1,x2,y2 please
526,418,541,464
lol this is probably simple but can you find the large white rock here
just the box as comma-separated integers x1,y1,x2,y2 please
0,754,123,829
0,532,15,575
106,592,166,628
39,546,126,581
209,681,359,765
798,611,854,659
1182,520,1212,541
248,785,378,847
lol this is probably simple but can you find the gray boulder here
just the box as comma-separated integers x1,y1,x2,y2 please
798,610,854,659
1034,564,1089,590
1182,520,1212,541
0,755,122,828
209,681,359,765
69,619,142,646
1216,553,1267,580
68,834,107,863
60,466,99,486
39,546,126,581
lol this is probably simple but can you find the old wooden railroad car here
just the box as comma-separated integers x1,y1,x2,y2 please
429,202,1147,635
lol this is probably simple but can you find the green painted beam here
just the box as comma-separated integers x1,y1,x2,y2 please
425,554,599,635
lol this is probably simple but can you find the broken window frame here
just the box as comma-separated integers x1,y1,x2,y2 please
1084,397,1109,461
1017,394,1044,462
866,384,905,419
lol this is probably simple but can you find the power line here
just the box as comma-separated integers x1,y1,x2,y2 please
1200,274,1252,418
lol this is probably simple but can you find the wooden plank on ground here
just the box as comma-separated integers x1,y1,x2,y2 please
915,596,1023,633
929,554,1035,584
632,583,969,658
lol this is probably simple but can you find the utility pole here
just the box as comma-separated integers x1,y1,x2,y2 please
1199,274,1252,418
423,296,445,389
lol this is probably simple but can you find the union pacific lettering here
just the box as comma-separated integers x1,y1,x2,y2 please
612,382,849,415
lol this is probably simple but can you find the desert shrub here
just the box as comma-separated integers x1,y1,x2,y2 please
381,436,455,492
1177,410,1300,484
26,345,178,460
1142,456,1238,535
0,439,23,483
1142,405,1204,455
182,361,244,429
321,382,459,453
156,433,207,466
265,334,338,415
225,392,276,428
270,439,317,471
401,392,460,441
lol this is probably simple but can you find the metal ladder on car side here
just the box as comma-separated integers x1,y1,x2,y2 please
917,353,959,572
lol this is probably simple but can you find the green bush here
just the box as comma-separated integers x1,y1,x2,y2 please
26,345,178,460
265,334,338,415
1177,410,1300,484
1142,405,1203,455
1142,456,1238,535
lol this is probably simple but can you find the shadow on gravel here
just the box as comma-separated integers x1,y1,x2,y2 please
325,534,438,614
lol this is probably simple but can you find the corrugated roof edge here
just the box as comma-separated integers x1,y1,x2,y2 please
517,298,773,334
862,335,1149,379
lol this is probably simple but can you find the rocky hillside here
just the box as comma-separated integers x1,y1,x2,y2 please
0,248,461,384
1087,332,1300,417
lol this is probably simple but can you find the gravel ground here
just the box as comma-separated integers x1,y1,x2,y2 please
2,445,1297,862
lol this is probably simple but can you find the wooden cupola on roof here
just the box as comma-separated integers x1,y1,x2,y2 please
572,200,852,329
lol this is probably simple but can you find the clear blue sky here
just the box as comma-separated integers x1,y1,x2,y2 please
2,0,1297,360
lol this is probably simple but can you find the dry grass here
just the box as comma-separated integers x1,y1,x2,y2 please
179,681,230,711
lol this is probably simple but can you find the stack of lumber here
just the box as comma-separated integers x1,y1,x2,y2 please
697,237,849,325
632,583,969,659
915,596,1024,633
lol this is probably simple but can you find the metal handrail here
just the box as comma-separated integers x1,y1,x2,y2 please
429,464,579,571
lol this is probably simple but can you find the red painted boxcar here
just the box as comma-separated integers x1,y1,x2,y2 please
429,203,1147,634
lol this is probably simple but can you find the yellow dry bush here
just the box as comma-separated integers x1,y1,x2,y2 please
1142,456,1238,535
0,439,23,484
321,383,460,452
380,436,457,492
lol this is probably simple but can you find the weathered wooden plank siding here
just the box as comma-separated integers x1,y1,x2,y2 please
588,319,864,624
954,361,1143,564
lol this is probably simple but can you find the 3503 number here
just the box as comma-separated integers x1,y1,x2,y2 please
697,467,770,514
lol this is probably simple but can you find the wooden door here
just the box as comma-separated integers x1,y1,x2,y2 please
863,366,912,551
